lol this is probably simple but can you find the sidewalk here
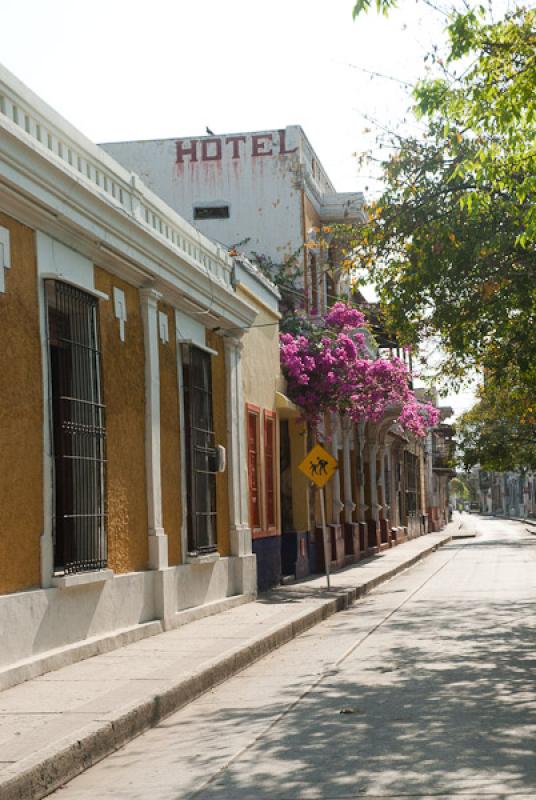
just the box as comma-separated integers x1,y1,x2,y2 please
0,528,454,800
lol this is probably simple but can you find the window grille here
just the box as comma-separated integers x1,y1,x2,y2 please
264,414,276,529
46,280,107,574
247,409,261,530
182,344,218,554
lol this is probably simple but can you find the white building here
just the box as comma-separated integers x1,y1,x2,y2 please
102,126,365,268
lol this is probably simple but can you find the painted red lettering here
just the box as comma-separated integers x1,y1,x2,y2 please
225,135,247,159
176,139,198,164
252,134,273,157
278,130,298,156
201,138,222,161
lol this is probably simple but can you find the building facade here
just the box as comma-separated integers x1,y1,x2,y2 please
472,467,535,518
0,66,280,687
104,127,444,590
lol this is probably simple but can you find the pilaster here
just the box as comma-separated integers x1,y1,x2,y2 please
356,422,368,522
342,417,355,524
329,413,344,523
140,285,168,570
224,336,252,556
368,442,380,521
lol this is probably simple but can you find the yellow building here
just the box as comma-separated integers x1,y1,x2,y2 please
0,65,273,688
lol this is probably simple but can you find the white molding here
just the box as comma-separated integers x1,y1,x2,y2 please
224,336,252,556
177,339,218,357
39,272,108,300
36,232,94,289
0,225,11,292
38,269,54,588
140,286,168,569
0,65,258,331
185,552,221,565
158,310,169,344
52,569,113,590
113,286,127,342
174,309,207,349
176,341,189,563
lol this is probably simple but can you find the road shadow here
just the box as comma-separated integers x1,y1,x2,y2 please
166,534,536,798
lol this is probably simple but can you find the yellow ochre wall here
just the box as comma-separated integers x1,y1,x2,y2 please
158,303,182,566
289,419,309,532
94,268,148,574
240,303,281,412
0,213,43,594
207,330,230,556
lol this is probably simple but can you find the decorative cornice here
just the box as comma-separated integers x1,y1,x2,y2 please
0,65,257,330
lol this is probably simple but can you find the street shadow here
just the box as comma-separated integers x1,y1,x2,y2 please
156,534,536,798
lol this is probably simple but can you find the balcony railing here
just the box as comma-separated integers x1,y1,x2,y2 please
432,425,455,470
0,65,233,291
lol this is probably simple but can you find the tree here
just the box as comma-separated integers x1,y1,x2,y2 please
456,370,536,471
350,6,536,406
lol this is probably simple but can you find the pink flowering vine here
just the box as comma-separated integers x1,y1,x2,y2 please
280,301,439,436
398,401,440,437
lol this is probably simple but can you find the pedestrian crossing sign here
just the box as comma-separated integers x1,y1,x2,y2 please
298,444,338,488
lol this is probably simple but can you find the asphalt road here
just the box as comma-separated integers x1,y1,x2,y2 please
51,516,536,799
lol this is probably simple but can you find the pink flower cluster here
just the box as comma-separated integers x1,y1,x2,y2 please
398,401,440,437
280,301,439,436
324,302,366,331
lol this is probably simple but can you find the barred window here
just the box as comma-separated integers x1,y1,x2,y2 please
46,280,107,574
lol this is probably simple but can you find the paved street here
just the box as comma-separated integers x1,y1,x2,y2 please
51,516,536,800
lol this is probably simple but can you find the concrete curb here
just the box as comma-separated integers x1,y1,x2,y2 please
0,533,451,800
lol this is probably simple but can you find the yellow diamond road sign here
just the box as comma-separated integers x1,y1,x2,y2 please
298,444,338,488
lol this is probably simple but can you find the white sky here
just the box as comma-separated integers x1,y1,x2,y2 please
2,0,476,416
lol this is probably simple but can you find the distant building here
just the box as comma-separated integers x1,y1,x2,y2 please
472,467,535,518
102,126,365,268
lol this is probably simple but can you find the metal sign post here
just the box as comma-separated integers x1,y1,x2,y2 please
318,485,331,590
298,443,338,591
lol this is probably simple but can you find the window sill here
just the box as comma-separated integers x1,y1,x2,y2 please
52,568,114,590
186,552,220,565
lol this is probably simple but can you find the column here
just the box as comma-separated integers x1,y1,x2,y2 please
330,413,344,523
342,417,355,525
378,446,387,519
224,336,252,556
356,422,367,522
386,444,394,523
369,443,379,522
140,286,168,569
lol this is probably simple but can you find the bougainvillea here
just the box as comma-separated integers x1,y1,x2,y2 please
398,401,440,438
280,301,439,436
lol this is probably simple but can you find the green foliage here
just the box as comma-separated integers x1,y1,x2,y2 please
352,7,536,402
456,371,536,471
449,476,470,499
352,0,397,17
251,249,304,322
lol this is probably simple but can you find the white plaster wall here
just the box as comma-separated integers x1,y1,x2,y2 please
0,571,155,668
102,127,305,264
0,557,255,670
176,555,256,611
